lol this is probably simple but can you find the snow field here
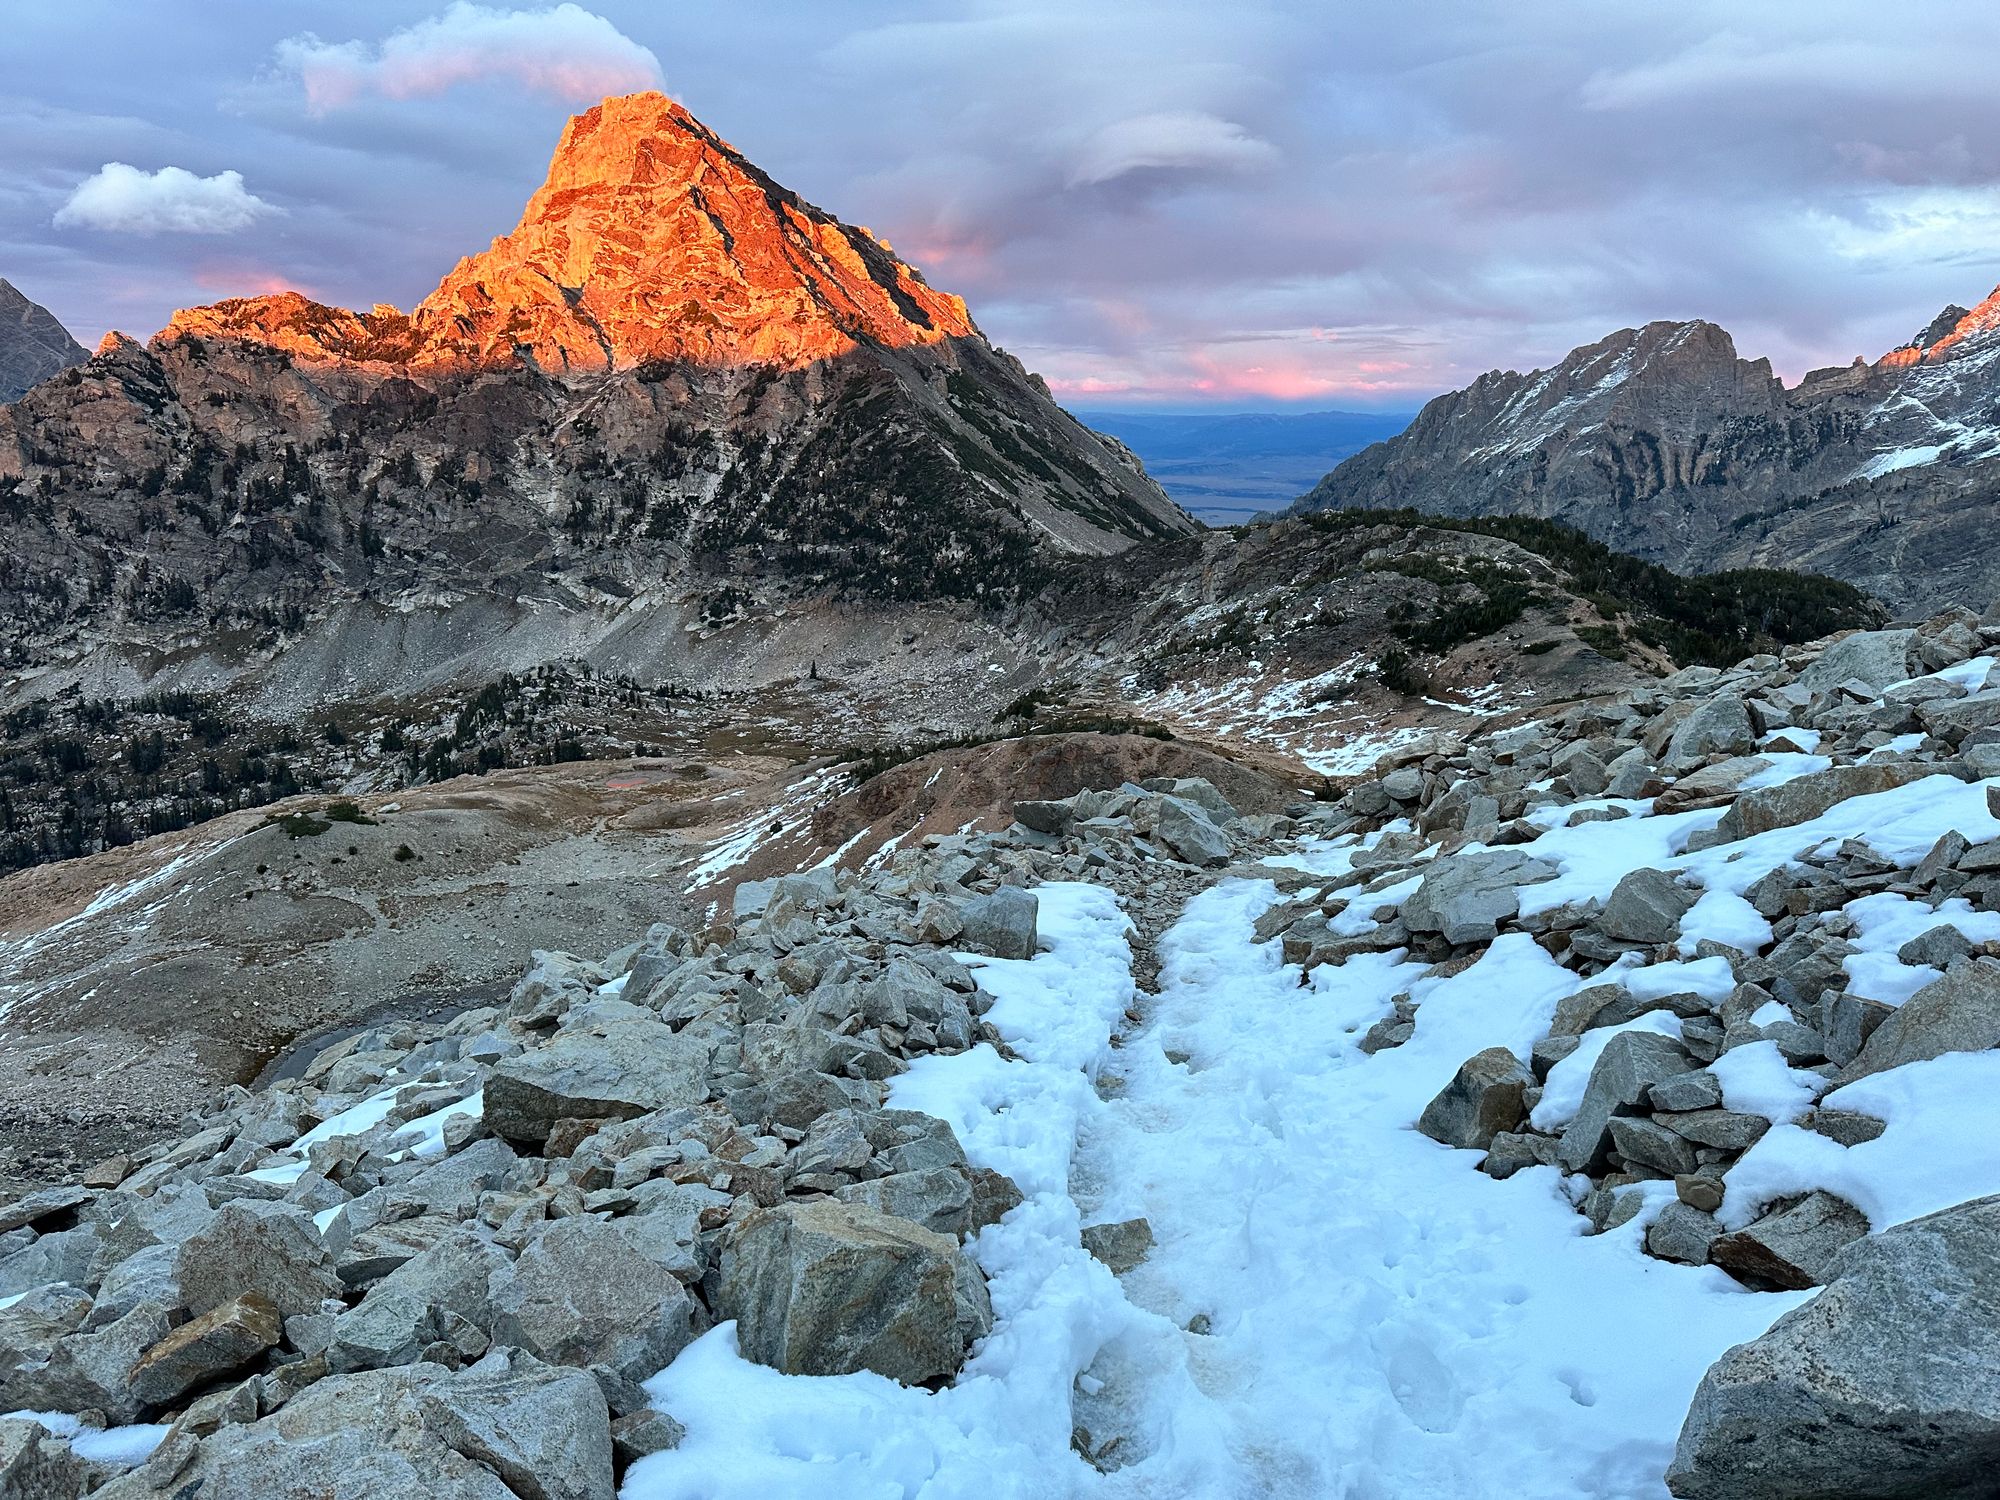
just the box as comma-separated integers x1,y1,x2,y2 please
1078,880,1801,1499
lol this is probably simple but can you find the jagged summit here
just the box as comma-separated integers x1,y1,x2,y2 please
1292,271,2000,614
1878,284,2000,368
159,92,976,375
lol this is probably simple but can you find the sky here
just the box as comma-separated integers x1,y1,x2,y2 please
6,1,2000,411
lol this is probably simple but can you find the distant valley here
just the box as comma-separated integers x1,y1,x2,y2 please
1078,407,1411,524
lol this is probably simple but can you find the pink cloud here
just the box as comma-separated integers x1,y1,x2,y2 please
277,4,661,115
895,226,998,285
190,262,312,299
1042,337,1424,404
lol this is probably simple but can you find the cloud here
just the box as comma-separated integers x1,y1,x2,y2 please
276,3,661,115
14,0,2000,401
1068,110,1279,188
1580,34,1976,113
1808,186,2000,272
52,164,275,234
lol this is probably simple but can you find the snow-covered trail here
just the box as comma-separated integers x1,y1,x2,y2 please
1079,874,1804,1500
618,859,1822,1500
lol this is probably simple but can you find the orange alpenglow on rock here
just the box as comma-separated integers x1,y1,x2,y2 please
1877,284,2000,369
156,92,976,375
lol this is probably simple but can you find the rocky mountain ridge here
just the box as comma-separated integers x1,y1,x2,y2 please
0,506,1878,884
1293,285,2000,615
0,279,86,404
0,92,1192,699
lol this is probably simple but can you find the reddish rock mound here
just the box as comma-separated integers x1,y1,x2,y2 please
727,733,1295,895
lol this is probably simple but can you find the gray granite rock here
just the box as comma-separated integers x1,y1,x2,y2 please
1154,796,1232,867
1556,1032,1692,1174
129,1292,281,1406
484,1023,713,1146
957,887,1040,960
1595,868,1696,945
489,1218,698,1385
1709,1191,1869,1291
1837,958,2000,1084
1668,1195,2000,1499
1081,1218,1155,1275
1645,1201,1722,1266
1716,762,1957,842
1403,850,1559,946
1417,1047,1532,1150
714,1200,967,1384
175,1200,343,1319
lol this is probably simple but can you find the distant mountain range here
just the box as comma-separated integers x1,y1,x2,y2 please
1291,289,2000,614
0,279,85,402
1077,409,1411,524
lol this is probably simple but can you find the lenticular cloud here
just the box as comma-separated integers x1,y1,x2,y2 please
277,2,663,114
1067,110,1279,188
53,163,275,235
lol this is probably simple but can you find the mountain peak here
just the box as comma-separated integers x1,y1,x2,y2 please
157,92,975,377
536,90,716,193
1878,284,2000,368
1,277,88,402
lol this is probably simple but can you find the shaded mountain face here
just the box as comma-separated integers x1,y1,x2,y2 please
1293,291,2000,614
0,280,86,403
0,93,1191,670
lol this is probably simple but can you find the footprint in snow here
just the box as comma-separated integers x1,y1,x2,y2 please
1371,1325,1467,1433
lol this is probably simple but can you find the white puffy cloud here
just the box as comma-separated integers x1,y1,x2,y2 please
53,163,275,234
1068,111,1278,188
276,3,661,115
